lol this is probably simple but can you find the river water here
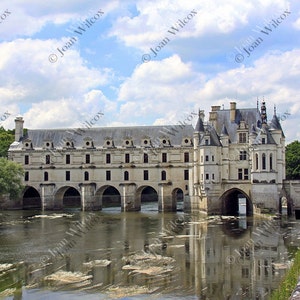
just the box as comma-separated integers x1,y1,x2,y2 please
0,204,299,299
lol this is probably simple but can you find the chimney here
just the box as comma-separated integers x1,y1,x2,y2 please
230,102,236,122
15,117,24,142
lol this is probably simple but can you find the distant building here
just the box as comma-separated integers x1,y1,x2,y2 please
8,101,286,215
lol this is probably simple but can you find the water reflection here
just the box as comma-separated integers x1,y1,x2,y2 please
0,208,296,299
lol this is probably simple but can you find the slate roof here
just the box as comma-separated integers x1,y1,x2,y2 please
9,125,195,150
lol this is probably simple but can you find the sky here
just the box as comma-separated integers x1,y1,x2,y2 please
0,0,299,143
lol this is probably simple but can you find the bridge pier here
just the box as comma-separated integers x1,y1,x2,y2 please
40,184,56,210
158,182,176,212
120,183,139,211
79,183,99,211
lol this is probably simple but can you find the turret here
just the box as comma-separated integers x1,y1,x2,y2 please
14,117,24,142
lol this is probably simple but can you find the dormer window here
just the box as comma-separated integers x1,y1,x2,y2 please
142,138,151,147
160,137,171,147
123,138,134,148
83,137,94,149
239,132,247,143
44,141,54,149
64,140,74,148
104,138,114,148
182,137,192,146
23,139,33,150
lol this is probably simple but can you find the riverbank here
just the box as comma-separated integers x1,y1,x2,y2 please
270,249,300,299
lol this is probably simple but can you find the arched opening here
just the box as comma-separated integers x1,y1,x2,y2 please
221,189,253,217
138,186,158,211
102,186,121,208
172,188,184,211
23,187,41,209
63,187,81,209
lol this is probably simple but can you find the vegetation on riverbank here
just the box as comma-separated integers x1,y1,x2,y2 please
270,249,300,300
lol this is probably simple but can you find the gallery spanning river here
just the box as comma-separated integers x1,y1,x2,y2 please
0,204,299,299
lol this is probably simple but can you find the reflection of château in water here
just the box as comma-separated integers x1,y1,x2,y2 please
7,101,288,215
1,213,290,299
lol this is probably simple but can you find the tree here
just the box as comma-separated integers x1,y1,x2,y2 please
286,140,300,179
0,158,24,199
0,127,14,157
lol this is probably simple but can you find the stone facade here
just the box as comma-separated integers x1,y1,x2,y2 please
8,101,286,215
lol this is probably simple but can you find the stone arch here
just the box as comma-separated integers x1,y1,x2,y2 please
172,188,184,211
136,185,158,210
22,186,41,209
96,185,121,208
221,188,253,216
55,186,81,209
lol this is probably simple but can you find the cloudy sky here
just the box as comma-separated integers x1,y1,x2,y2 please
0,0,299,143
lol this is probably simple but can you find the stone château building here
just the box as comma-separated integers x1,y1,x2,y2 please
8,101,286,215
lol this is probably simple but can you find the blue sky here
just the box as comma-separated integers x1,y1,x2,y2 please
0,0,299,143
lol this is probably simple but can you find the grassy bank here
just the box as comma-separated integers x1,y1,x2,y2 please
270,249,300,300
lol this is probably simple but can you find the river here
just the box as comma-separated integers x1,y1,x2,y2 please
0,204,298,299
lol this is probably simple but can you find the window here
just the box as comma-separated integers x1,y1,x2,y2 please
212,155,214,162
262,138,266,144
66,171,70,181
262,153,266,170
46,154,51,164
270,154,273,170
162,153,167,163
239,168,249,180
66,154,70,164
143,153,149,163
205,173,209,180
255,154,259,170
106,170,111,181
238,168,243,180
85,154,90,164
239,151,247,160
106,153,111,164
161,170,166,180
44,172,48,181
212,173,215,180
184,152,189,163
124,171,129,181
25,171,29,181
144,170,149,180
242,267,249,279
201,156,203,163
24,155,29,165
125,153,130,163
184,170,189,180
205,139,209,145
205,155,209,162
84,171,89,181
239,132,247,143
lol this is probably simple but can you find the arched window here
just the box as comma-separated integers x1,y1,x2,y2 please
161,170,166,181
270,154,273,170
143,153,149,163
262,153,266,170
84,171,89,181
255,154,259,170
124,171,129,181
44,171,48,181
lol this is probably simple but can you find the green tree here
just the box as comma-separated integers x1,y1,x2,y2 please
0,127,14,157
0,158,24,199
286,140,300,179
